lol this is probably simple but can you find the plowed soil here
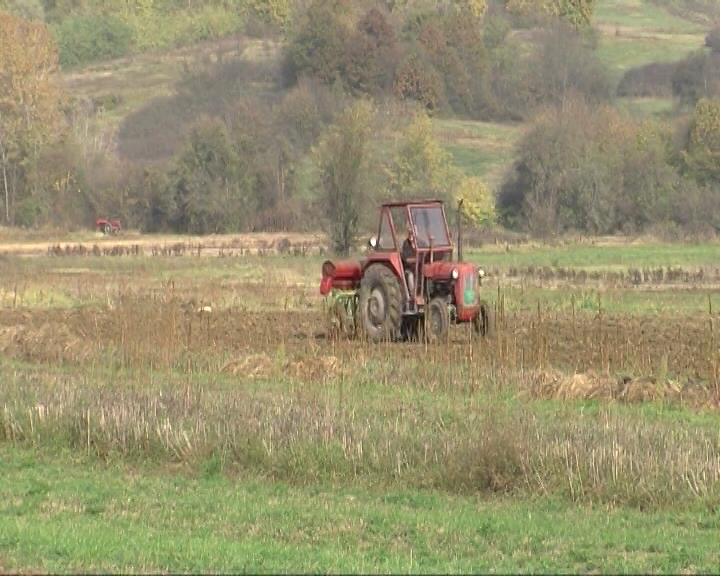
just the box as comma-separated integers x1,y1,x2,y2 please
0,304,716,381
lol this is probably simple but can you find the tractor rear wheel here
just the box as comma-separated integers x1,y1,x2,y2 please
358,264,402,343
425,297,449,343
473,300,495,338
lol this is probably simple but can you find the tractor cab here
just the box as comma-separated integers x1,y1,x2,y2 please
368,200,454,310
321,198,493,343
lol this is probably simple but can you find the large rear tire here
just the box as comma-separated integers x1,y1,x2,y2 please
425,297,449,343
473,300,495,338
358,264,402,343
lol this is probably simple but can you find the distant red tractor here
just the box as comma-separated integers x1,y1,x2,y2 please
320,199,494,343
95,217,121,235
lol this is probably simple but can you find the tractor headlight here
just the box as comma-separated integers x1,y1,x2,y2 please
452,268,459,280
478,269,485,278
368,236,377,250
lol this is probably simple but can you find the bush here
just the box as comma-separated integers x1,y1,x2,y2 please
678,97,720,186
616,61,679,98
706,27,720,52
165,115,258,234
458,177,496,227
671,50,720,108
526,19,611,108
52,15,134,68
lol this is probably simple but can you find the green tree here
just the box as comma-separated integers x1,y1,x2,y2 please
168,115,257,234
52,14,134,67
312,99,375,256
680,97,720,186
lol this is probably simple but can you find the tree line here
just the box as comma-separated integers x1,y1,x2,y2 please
2,0,720,250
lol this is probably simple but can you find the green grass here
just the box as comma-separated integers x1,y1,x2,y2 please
595,0,706,33
3,240,719,313
596,32,703,76
432,119,522,187
2,447,719,572
487,285,717,314
467,241,720,269
616,96,677,118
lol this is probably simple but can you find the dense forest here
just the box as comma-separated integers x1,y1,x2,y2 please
1,0,720,251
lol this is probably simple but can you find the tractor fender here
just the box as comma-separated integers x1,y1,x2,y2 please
362,252,403,280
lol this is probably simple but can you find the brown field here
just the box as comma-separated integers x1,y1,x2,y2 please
1,302,718,407
1,250,719,408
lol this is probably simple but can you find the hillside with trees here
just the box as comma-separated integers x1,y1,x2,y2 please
1,0,720,250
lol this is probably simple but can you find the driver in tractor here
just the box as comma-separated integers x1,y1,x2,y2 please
401,226,416,296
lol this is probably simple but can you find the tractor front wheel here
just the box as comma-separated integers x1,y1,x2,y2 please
358,264,402,343
473,300,495,338
425,297,449,343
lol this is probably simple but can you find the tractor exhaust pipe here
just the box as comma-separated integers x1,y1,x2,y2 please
457,199,464,263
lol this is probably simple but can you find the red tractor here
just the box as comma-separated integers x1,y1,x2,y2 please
320,199,494,343
96,217,121,235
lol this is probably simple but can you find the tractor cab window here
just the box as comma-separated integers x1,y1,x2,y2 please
410,206,451,248
390,206,411,239
377,209,396,251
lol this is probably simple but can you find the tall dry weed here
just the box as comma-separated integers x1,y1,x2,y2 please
1,369,719,509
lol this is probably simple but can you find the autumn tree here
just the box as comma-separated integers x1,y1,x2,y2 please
505,0,596,28
283,0,355,86
247,0,291,28
312,99,375,256
457,176,495,227
388,0,487,18
0,13,63,224
342,7,399,95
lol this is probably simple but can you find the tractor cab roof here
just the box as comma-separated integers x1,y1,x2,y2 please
377,199,452,249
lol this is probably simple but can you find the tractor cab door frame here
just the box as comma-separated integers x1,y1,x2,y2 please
371,206,413,305
406,203,454,307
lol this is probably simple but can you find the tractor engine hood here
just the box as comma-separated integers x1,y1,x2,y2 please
422,261,477,280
